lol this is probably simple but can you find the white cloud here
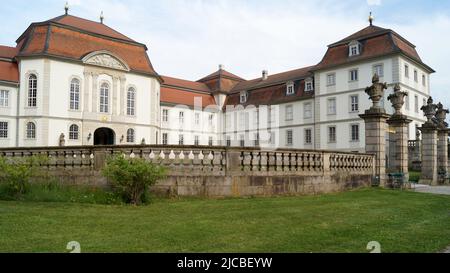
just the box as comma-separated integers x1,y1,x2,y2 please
367,0,382,6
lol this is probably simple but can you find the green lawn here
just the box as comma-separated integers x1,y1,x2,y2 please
0,188,449,253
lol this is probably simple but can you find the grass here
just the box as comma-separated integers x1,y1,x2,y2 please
0,188,450,253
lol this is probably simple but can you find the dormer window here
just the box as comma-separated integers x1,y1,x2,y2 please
348,41,361,57
305,78,314,92
240,91,248,104
286,81,295,95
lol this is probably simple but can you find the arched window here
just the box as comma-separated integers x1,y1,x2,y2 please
126,128,135,143
69,124,79,140
28,74,37,107
100,83,109,113
127,87,136,116
70,79,80,110
26,122,36,139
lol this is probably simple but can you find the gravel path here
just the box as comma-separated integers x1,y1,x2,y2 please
411,185,450,195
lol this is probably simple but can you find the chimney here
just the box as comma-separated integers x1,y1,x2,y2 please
262,70,268,81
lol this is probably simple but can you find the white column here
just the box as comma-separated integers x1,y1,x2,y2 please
91,73,99,113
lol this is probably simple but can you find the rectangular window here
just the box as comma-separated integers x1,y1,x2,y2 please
422,75,426,86
285,105,293,121
304,102,312,119
226,136,231,147
162,109,169,122
405,64,409,78
239,135,245,147
304,128,312,145
209,137,213,146
373,64,384,77
99,86,109,113
253,110,259,127
194,112,200,125
0,122,7,138
269,131,275,145
405,93,410,110
414,95,419,113
414,70,418,82
178,134,184,145
328,126,336,143
254,133,259,147
208,114,214,126
305,80,314,92
268,107,275,124
194,135,199,146
327,98,336,115
349,69,358,81
351,124,359,142
327,73,336,86
286,130,293,146
239,112,246,129
179,111,184,125
162,133,168,145
240,92,247,103
349,44,360,56
286,83,295,95
350,95,359,112
0,90,9,107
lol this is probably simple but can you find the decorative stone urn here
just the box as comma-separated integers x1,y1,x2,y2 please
435,102,449,129
420,97,438,125
387,84,408,116
365,74,388,110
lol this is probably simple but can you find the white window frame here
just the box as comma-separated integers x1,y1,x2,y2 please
240,91,248,104
126,128,135,143
209,136,214,146
286,130,293,146
414,70,418,82
304,102,312,119
326,73,336,86
373,64,384,77
99,83,109,113
350,95,359,112
162,133,168,145
349,69,358,82
26,122,36,139
304,128,312,145
239,135,245,147
162,109,169,123
405,93,410,110
286,81,295,95
28,74,37,107
178,134,184,145
422,75,426,86
179,111,185,125
208,114,214,126
350,124,360,142
127,87,136,116
328,126,336,143
414,95,419,113
285,105,293,121
194,135,200,146
195,112,200,125
327,98,337,115
69,78,80,110
405,64,409,78
305,79,314,92
0,121,8,138
69,124,79,140
0,90,9,107
349,42,360,57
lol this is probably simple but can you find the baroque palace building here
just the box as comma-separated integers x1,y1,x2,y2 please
0,10,433,151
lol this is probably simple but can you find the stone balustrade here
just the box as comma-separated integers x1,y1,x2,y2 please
0,145,375,197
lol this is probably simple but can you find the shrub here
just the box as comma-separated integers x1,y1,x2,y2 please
0,155,48,198
102,155,166,205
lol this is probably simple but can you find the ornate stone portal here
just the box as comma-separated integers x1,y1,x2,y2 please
360,74,390,186
419,97,439,185
387,84,411,185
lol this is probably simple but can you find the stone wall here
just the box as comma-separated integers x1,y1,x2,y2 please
0,145,375,198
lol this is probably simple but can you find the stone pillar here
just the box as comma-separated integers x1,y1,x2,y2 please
419,97,439,185
112,76,119,116
419,125,438,185
387,116,411,183
386,84,411,185
437,130,448,178
83,71,91,112
360,74,390,187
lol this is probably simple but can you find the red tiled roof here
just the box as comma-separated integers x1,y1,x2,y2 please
161,87,216,108
18,24,157,75
161,75,211,92
0,61,19,83
330,25,388,46
0,45,19,59
198,69,244,82
231,66,315,92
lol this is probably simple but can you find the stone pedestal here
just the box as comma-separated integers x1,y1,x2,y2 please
419,124,438,185
360,110,390,187
387,115,412,184
437,129,449,182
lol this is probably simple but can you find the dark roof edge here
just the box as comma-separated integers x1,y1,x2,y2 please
161,83,212,94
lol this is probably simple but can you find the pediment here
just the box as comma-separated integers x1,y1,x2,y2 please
82,51,130,71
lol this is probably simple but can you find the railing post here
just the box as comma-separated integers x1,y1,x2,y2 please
94,149,107,171
226,148,242,175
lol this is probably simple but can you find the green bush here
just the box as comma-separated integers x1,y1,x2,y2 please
0,156,48,198
102,155,166,205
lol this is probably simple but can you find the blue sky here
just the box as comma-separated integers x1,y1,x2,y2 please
1,0,449,106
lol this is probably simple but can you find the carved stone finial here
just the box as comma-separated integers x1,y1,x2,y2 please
100,11,104,24
420,96,438,125
64,1,69,15
435,102,449,128
369,12,374,26
59,133,66,147
387,83,408,116
365,74,388,111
